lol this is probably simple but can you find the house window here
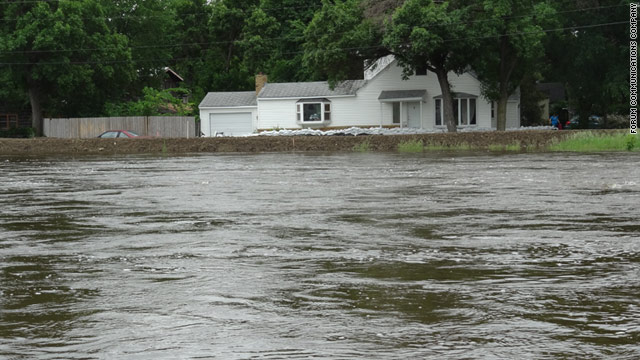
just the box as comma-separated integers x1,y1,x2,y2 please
392,103,400,124
415,65,427,76
434,97,477,126
296,99,332,123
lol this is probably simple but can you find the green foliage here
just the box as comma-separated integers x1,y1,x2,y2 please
548,132,639,152
423,142,473,151
397,139,424,152
488,141,522,152
105,88,193,116
353,139,371,152
303,0,384,84
544,1,628,120
0,127,36,138
383,0,473,78
384,0,477,132
625,134,637,151
471,0,557,131
0,0,630,132
0,0,134,134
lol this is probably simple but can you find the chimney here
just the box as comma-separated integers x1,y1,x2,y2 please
255,73,268,95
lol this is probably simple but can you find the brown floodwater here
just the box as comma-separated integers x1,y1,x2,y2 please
0,152,639,359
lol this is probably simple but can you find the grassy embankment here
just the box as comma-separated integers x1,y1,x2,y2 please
388,131,639,153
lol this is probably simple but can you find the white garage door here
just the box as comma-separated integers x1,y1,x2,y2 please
209,112,253,136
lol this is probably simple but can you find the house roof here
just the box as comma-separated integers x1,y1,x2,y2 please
378,90,427,102
199,91,257,108
164,67,184,82
258,80,366,99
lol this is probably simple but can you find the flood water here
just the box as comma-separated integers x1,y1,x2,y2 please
1,152,639,359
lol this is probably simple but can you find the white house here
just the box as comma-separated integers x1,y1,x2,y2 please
199,56,520,136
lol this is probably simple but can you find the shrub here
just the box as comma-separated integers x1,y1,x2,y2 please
0,127,36,138
353,139,371,152
397,139,424,152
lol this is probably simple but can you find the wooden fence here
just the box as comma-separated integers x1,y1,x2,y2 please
44,116,197,138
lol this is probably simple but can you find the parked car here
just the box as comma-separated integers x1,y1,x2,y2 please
566,115,602,129
97,130,142,138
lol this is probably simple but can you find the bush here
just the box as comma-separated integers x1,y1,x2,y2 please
0,127,36,138
353,139,371,152
397,139,424,152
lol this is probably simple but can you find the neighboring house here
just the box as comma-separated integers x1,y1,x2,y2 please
163,67,189,105
163,67,184,90
199,56,521,136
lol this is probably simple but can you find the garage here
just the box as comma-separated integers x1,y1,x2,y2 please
209,112,253,136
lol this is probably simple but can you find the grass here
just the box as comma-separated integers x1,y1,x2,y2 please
424,142,475,151
397,139,424,152
161,140,168,155
488,141,522,152
353,139,371,152
547,131,639,152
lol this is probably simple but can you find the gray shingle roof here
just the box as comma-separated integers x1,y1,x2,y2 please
258,80,366,99
199,91,257,108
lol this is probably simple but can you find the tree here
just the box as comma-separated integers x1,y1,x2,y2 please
250,0,322,82
0,0,132,135
102,0,177,93
303,0,386,84
471,0,556,131
543,0,629,127
105,87,193,116
384,0,476,132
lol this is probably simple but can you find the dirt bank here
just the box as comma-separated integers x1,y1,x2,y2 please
0,130,618,156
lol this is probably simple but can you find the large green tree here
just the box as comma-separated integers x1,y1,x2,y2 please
102,0,176,93
248,0,323,82
471,0,556,131
384,0,476,132
544,0,629,127
303,0,386,84
0,0,132,135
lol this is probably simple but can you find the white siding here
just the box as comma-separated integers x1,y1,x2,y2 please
199,107,257,136
507,101,521,128
204,60,521,132
256,63,511,130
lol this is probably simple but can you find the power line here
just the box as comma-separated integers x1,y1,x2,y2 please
0,19,627,65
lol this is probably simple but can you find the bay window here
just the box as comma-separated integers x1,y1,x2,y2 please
434,95,477,126
296,99,331,123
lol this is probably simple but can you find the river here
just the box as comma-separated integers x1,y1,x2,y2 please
1,152,639,359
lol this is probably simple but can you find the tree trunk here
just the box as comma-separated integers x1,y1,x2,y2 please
496,94,508,131
496,35,517,131
28,84,43,137
435,68,457,133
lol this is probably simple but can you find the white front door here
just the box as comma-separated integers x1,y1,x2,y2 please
406,102,421,128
